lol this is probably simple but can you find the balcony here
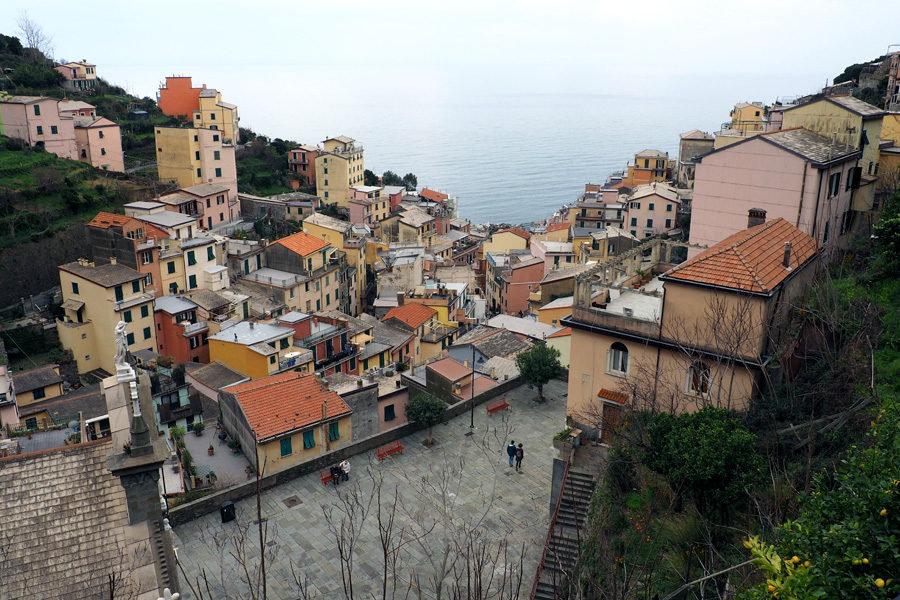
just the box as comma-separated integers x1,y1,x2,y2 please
181,321,209,336
298,324,344,348
113,291,156,312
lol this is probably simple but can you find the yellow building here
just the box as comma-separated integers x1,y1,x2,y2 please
192,88,239,144
481,227,530,258
546,327,572,368
302,212,367,312
315,136,365,208
155,126,238,198
57,259,157,375
208,321,295,380
730,101,767,133
11,365,64,408
625,149,669,187
219,371,353,475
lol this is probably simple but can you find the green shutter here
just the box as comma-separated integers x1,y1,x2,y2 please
280,437,292,457
329,422,340,441
123,310,132,323
303,430,315,449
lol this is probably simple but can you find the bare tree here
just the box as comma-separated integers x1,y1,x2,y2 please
16,11,54,61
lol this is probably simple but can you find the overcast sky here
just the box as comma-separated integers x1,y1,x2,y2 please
4,0,900,102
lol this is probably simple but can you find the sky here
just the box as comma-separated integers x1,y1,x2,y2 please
4,0,900,103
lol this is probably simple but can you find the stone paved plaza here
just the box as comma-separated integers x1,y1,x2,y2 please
173,379,568,599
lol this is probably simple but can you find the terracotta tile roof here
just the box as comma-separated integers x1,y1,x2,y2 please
427,357,471,382
661,218,819,294
496,227,531,240
273,231,330,257
382,303,437,329
420,188,448,202
227,372,351,441
456,375,498,399
547,327,572,339
86,212,130,229
546,223,570,233
598,388,628,404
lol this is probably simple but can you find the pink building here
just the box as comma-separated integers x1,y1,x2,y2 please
74,117,125,172
57,99,97,118
688,128,860,259
500,256,545,316
288,145,319,187
180,183,240,229
0,96,77,160
530,238,577,275
624,183,680,239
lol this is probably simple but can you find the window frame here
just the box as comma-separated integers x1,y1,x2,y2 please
607,342,629,377
302,430,315,449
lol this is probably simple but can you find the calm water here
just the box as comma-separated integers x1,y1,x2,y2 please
110,66,731,224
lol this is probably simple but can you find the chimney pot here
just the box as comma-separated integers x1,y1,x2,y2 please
748,208,767,229
783,242,792,269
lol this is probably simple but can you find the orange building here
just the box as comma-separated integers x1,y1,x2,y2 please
85,212,170,294
154,295,209,364
157,76,206,118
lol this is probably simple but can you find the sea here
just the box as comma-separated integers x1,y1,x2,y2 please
106,65,762,225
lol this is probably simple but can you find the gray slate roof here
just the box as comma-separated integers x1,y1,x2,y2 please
0,441,131,599
189,360,250,391
59,261,144,288
760,128,861,165
11,364,63,394
371,320,414,350
187,289,231,311
18,383,104,419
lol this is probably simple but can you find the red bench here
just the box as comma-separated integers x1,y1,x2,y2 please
486,397,510,415
320,469,334,485
376,441,404,461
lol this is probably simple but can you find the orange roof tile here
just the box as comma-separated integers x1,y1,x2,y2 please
273,231,330,257
87,212,130,229
420,188,449,202
598,388,628,404
427,357,471,382
382,303,437,329
662,218,819,294
227,372,351,441
496,227,531,240
546,223,570,233
456,375,498,399
547,327,572,339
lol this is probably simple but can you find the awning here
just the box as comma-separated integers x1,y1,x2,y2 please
61,299,85,311
597,388,628,404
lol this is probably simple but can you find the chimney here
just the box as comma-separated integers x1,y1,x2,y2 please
783,242,792,269
249,321,255,329
396,292,405,306
357,378,363,388
748,208,766,229
109,256,117,266
321,377,329,390
490,367,496,379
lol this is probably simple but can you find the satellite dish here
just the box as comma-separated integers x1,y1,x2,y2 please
68,420,79,430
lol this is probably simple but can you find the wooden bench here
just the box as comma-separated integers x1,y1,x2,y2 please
320,469,334,486
486,397,510,416
376,441,404,461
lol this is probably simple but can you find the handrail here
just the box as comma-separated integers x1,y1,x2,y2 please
529,448,573,599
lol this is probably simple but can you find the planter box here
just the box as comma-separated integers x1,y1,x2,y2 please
552,438,575,451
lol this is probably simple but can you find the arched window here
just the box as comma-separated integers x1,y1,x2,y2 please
688,361,711,395
607,342,629,376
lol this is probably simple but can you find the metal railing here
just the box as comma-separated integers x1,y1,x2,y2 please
299,324,344,348
529,450,573,599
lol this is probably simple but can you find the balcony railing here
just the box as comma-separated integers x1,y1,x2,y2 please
113,291,156,312
298,324,344,348
181,321,208,336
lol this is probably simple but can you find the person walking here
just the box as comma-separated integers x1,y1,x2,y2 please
339,459,351,482
506,440,517,468
515,443,524,472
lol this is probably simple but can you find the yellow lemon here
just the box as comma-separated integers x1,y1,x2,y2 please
853,559,861,566
863,558,869,565
791,556,800,564
767,584,776,592
804,561,810,568
876,579,885,588
881,508,888,516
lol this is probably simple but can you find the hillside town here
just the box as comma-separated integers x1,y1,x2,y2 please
3,25,900,600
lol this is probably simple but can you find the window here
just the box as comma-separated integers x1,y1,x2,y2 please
316,300,321,311
99,131,104,139
72,282,79,294
141,305,149,319
630,202,640,209
303,430,315,449
123,310,132,323
688,361,711,395
329,422,340,441
840,211,853,235
217,194,225,205
50,125,58,135
25,417,38,430
141,251,153,265
823,221,830,245
326,293,330,306
32,387,46,400
630,217,637,226
828,172,841,198
167,261,176,274
868,161,874,175
187,250,197,266
210,112,216,120
607,342,629,376
144,273,153,286
195,151,200,160
115,286,124,302
143,326,151,340
81,149,87,158
189,336,199,350
646,219,653,227
325,179,329,186
212,134,220,142
324,167,329,174
280,338,289,349
126,332,135,346
207,246,215,261
196,168,201,177
133,281,141,293
36,126,43,135
188,274,197,289
193,134,198,142
269,355,276,364
214,150,220,160
215,168,222,178
665,219,672,228
33,105,41,116
666,204,673,212
280,437,292,457
648,203,655,211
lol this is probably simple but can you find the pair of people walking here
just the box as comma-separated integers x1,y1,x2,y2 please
506,440,524,472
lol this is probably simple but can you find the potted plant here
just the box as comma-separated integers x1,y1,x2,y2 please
192,421,205,436
552,427,575,451
228,439,241,453
208,443,215,456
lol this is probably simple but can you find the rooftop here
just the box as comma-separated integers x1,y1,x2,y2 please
59,260,145,288
226,371,351,441
399,207,435,228
495,226,531,240
185,289,231,311
455,327,532,359
273,231,330,257
680,129,714,140
420,188,449,202
17,382,104,419
661,217,820,295
383,303,438,329
11,364,63,395
210,321,292,346
546,222,571,233
135,211,198,229
790,95,886,119
240,267,308,288
635,149,668,158
154,295,199,315
86,212,130,229
57,100,95,112
486,315,562,341
427,357,472,382
188,360,250,391
755,127,861,166
629,182,680,203
303,212,352,234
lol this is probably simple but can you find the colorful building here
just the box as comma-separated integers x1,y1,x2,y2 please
288,145,319,187
155,126,238,199
54,60,97,91
208,321,295,379
57,259,157,376
677,129,715,187
192,88,240,144
500,255,545,316
303,212,366,314
157,76,206,118
73,116,124,172
625,149,669,187
0,96,77,160
315,136,365,207
624,183,681,239
482,227,530,258
85,212,169,294
219,371,353,475
154,295,209,364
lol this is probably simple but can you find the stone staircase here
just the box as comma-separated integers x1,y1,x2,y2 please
533,470,596,600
